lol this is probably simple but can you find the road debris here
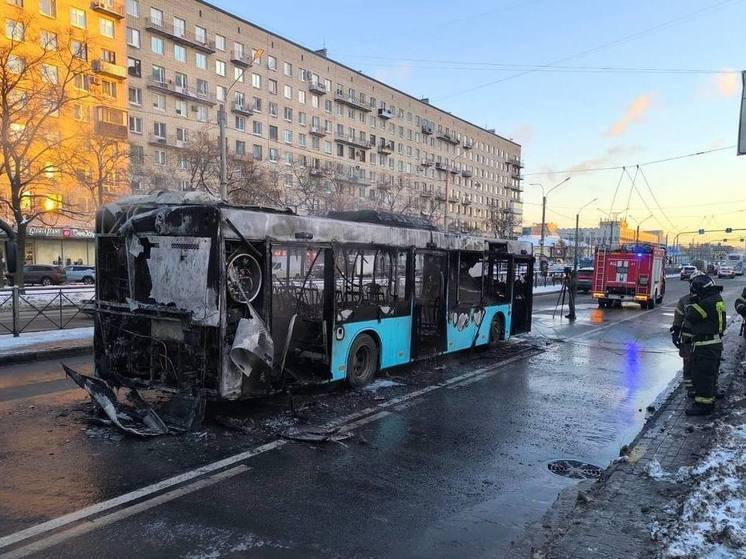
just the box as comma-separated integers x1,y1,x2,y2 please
281,425,353,444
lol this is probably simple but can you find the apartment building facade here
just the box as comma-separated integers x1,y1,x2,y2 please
122,0,523,234
2,0,128,265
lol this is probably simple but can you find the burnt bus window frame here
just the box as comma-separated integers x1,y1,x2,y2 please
448,250,487,310
484,252,511,306
333,243,411,324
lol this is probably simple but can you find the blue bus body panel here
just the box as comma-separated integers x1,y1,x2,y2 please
446,304,512,353
330,316,413,381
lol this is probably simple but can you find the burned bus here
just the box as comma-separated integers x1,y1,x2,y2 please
85,192,533,409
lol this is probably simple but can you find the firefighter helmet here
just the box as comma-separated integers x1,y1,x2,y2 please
689,274,716,296
688,270,705,282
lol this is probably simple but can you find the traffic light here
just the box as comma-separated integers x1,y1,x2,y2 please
698,229,705,235
725,227,733,233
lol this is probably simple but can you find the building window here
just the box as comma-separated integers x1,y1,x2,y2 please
128,86,142,105
152,92,165,111
5,19,24,41
69,8,85,28
252,121,262,136
128,115,142,134
73,104,89,121
324,141,332,155
126,27,140,48
267,55,277,71
194,25,206,44
173,17,185,37
174,72,187,89
153,121,166,138
284,151,293,165
298,90,306,104
283,62,292,77
251,73,261,89
70,39,86,60
196,79,208,96
283,107,292,121
196,106,208,122
252,144,262,160
151,64,165,83
233,42,244,59
195,52,207,70
39,29,56,49
234,67,244,82
154,150,166,166
268,79,277,95
99,17,114,38
269,148,278,162
325,99,332,113
298,112,306,126
269,125,278,140
41,63,58,83
252,96,262,112
284,130,292,144
235,115,245,131
39,0,56,17
283,85,291,99
174,44,186,63
299,133,306,147
176,127,188,144
235,140,246,155
151,36,164,55
268,102,277,117
149,7,162,26
216,85,226,101
174,99,186,116
126,0,139,17
215,34,225,51
215,60,225,76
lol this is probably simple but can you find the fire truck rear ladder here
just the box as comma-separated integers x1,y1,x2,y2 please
594,248,608,294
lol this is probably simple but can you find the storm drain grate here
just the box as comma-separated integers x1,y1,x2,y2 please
547,459,603,480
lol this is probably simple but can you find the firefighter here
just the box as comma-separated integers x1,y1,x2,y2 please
564,268,577,321
682,274,726,416
736,287,746,338
670,271,703,397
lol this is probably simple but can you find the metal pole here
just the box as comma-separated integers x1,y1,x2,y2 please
636,225,640,244
12,286,19,337
218,103,228,201
539,195,547,263
443,171,448,230
574,212,580,273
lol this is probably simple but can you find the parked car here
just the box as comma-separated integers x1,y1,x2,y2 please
576,267,594,293
4,265,67,286
718,265,736,279
64,265,95,284
680,265,698,280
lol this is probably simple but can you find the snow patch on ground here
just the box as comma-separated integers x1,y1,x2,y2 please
0,327,93,351
362,379,402,392
652,422,746,558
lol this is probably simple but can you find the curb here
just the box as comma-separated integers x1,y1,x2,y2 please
0,343,93,366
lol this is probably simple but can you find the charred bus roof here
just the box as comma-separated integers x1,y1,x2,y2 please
99,191,531,255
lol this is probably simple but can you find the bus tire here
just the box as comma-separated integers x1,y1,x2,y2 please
347,333,378,388
488,314,505,348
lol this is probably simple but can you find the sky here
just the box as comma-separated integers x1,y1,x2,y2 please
214,0,746,244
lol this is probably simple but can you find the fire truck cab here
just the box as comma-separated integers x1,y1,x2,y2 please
592,244,666,309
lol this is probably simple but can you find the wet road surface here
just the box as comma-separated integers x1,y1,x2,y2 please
1,277,744,558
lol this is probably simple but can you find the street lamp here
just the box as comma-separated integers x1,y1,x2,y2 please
574,198,598,273
627,213,653,244
530,177,571,263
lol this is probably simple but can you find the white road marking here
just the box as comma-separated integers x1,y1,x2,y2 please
0,347,541,554
0,465,250,559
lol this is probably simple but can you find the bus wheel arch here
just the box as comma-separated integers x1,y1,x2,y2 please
488,313,506,347
346,331,380,388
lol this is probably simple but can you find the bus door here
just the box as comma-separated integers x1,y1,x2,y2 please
510,255,534,334
412,250,447,357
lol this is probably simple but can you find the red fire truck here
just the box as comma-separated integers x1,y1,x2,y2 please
592,244,667,309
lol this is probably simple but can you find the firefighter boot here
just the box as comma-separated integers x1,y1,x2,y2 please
685,402,715,416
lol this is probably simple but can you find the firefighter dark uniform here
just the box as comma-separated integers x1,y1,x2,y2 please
736,287,746,338
682,275,726,416
671,292,694,395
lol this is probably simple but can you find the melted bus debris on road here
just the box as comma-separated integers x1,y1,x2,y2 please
65,191,533,436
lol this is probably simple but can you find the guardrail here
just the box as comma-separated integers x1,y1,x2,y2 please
0,286,94,337
533,272,564,288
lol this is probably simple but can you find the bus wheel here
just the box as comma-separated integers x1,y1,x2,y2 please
347,334,378,388
488,315,505,348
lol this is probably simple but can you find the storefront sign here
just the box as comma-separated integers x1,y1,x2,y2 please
26,226,94,239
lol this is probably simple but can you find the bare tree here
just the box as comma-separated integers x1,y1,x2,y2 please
228,156,284,208
373,173,418,215
0,16,103,283
487,206,517,239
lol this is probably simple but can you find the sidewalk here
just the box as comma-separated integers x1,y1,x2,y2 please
0,327,93,365
523,320,746,558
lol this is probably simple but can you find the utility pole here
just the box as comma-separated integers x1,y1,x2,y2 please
443,171,448,230
531,177,571,266
218,103,228,201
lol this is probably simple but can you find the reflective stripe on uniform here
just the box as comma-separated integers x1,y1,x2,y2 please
690,303,708,318
716,301,725,334
693,338,722,346
695,396,715,405
674,306,685,316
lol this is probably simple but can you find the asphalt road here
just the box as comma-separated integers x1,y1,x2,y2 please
0,277,744,558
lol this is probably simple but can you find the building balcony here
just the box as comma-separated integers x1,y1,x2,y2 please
434,191,447,201
437,131,460,145
231,102,253,116
230,52,252,68
462,197,472,206
421,123,433,135
511,173,523,181
463,139,474,150
309,125,328,137
308,82,327,95
145,18,216,53
509,158,524,169
95,107,127,139
448,165,459,174
377,140,394,155
148,134,189,148
420,190,433,199
334,92,371,112
435,161,447,172
91,0,124,19
461,168,473,178
146,77,216,105
420,159,434,167
378,107,394,120
376,181,392,191
507,184,523,192
92,59,127,80
309,167,324,177
335,133,372,150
